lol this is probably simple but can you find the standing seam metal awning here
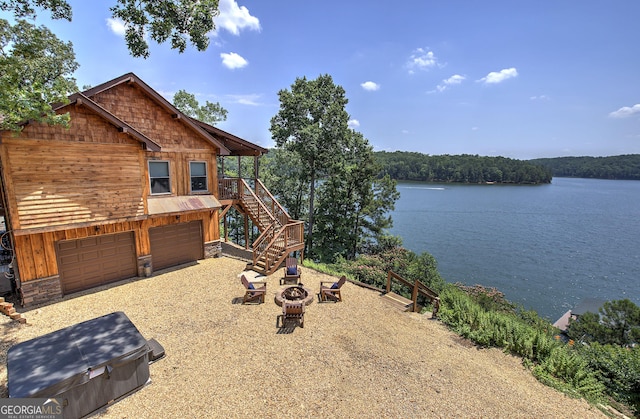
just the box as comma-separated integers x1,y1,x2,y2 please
147,195,222,215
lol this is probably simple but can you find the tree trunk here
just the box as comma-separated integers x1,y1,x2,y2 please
306,167,316,257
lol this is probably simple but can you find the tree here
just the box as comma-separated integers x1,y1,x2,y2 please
600,299,640,345
260,148,308,221
0,0,71,19
270,75,350,257
0,0,221,130
110,0,220,59
1,0,220,58
173,89,227,126
314,130,399,262
0,19,78,131
567,299,640,346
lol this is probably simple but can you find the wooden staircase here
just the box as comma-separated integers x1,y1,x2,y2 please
381,292,415,312
218,179,304,275
382,271,440,317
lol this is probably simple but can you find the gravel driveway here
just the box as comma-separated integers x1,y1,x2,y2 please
0,257,603,418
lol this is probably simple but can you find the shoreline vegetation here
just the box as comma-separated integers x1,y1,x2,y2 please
375,151,640,183
375,151,552,184
530,154,640,180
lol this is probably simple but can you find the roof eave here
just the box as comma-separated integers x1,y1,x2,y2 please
81,73,230,155
67,93,162,151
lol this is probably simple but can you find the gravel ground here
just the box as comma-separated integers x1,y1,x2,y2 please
0,257,604,418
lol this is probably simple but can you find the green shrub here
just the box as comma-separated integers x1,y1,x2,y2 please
532,346,605,403
578,343,640,415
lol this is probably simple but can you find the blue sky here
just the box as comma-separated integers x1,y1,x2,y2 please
7,0,640,159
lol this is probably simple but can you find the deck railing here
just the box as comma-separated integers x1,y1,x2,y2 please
218,177,304,274
255,179,290,226
252,221,304,272
386,271,440,316
218,178,276,230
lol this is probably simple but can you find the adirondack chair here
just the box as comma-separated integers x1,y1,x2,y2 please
279,301,305,328
241,274,267,304
281,257,301,285
319,276,346,302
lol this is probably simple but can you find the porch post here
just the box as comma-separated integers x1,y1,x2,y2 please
254,155,259,180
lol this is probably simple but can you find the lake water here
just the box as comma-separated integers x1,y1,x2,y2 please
389,177,640,321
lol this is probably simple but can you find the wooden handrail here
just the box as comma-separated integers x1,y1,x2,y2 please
252,221,304,272
386,271,440,315
255,179,290,226
218,177,305,274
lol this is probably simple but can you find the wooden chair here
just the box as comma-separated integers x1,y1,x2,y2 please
281,257,301,285
241,274,267,304
280,301,305,328
319,276,346,302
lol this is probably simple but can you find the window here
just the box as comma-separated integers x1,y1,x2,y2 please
149,161,171,194
190,161,208,193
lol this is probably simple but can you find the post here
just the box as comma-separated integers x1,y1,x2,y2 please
243,215,249,250
386,271,392,293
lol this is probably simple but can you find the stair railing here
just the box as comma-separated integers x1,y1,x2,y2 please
218,177,305,274
386,271,440,315
254,179,291,226
238,179,276,230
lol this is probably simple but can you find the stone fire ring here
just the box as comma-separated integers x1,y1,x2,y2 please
274,285,314,307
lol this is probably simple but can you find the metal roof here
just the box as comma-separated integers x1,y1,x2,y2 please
147,195,222,216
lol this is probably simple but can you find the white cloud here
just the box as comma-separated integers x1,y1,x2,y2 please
106,18,126,36
530,95,550,101
471,127,479,131
609,104,640,118
479,67,518,84
361,81,380,91
348,119,360,128
401,129,410,134
227,94,262,106
215,0,261,35
220,52,248,69
407,48,438,73
436,74,466,92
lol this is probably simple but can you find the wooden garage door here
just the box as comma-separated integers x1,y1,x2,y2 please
149,221,203,271
57,232,137,294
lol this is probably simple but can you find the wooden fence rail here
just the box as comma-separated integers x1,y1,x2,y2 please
386,271,440,317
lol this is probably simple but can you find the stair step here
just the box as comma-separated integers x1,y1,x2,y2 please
381,292,414,312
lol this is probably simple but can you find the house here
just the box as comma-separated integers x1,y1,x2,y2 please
0,73,303,307
552,298,606,332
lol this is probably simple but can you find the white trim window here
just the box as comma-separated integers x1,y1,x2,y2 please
190,161,208,193
149,161,171,195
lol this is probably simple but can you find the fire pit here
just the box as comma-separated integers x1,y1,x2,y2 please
275,285,314,306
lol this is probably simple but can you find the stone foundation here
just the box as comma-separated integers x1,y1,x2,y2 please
204,240,222,258
20,275,63,307
137,255,153,277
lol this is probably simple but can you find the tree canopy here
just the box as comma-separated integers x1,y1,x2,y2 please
567,299,640,346
110,0,220,59
270,74,351,256
529,155,640,180
375,151,552,184
0,0,221,131
267,74,399,261
173,89,227,126
0,19,78,131
0,0,220,58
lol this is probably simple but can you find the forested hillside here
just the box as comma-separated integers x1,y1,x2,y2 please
375,151,552,184
529,155,640,180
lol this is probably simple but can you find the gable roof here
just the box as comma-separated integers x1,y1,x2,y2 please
79,73,231,155
62,92,162,151
192,119,268,157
